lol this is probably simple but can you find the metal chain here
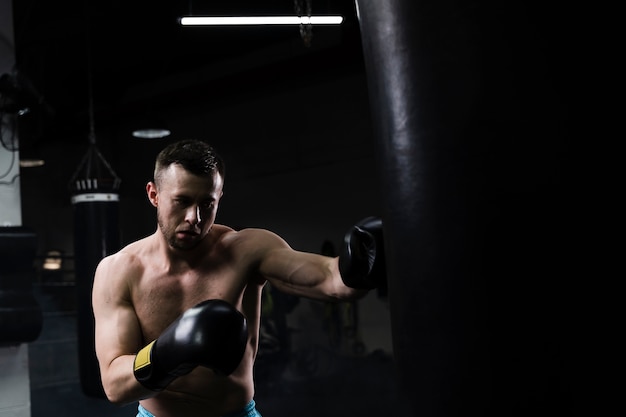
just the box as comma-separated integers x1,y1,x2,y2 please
294,0,313,47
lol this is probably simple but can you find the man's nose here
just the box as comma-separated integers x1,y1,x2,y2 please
185,205,202,224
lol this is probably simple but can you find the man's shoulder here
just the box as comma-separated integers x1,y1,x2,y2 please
215,226,289,257
99,235,154,272
216,224,279,241
93,238,154,297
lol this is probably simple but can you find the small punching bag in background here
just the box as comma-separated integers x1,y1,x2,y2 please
69,141,121,398
356,0,569,416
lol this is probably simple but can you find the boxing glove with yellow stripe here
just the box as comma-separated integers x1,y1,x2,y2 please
133,299,248,391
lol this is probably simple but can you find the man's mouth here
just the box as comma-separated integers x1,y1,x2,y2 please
176,229,199,237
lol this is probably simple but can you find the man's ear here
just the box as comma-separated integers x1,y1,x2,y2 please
146,181,158,207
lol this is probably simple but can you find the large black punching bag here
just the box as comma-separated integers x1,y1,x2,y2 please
69,143,121,398
0,227,42,345
355,1,570,415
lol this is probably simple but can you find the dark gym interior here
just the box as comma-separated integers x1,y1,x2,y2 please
2,1,584,416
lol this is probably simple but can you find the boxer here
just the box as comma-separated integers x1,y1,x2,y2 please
92,139,385,417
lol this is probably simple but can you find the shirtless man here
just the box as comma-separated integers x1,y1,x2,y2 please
92,139,385,417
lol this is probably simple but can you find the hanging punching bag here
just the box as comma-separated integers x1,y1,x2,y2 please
69,143,121,398
355,1,569,416
0,227,42,345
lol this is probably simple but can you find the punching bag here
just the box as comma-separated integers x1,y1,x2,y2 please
69,143,121,398
355,1,569,415
0,227,42,345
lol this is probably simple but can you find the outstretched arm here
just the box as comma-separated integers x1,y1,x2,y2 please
241,217,385,300
261,243,362,301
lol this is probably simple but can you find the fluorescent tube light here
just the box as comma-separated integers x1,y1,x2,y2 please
132,128,171,139
179,16,343,26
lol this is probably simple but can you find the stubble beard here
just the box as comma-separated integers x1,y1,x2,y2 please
157,213,198,251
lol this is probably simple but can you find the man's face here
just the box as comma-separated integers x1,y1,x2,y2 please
147,164,224,251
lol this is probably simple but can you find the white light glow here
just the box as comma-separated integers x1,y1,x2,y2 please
43,250,62,270
43,259,62,270
179,16,343,26
19,159,45,168
132,128,172,139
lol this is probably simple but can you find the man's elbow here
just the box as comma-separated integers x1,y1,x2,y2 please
100,373,147,406
102,381,132,406
329,276,369,301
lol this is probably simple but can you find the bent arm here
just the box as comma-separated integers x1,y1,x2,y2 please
92,254,154,404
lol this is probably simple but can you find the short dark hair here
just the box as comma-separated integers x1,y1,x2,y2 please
154,139,225,185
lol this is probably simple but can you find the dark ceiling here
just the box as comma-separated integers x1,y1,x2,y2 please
10,0,364,148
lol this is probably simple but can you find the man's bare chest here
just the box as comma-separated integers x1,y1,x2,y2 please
133,266,247,341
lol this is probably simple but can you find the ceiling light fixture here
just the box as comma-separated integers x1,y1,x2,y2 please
131,113,171,139
132,127,171,139
179,15,343,26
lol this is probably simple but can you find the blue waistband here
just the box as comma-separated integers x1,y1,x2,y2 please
137,400,260,417
137,404,153,417
223,400,260,417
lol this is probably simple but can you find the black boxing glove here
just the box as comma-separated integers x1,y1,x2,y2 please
338,217,386,290
133,299,248,391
